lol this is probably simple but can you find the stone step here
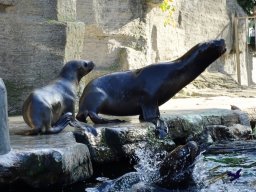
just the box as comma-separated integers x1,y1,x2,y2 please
0,130,92,188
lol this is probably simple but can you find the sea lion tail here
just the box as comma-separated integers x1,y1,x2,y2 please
69,119,98,136
47,112,73,134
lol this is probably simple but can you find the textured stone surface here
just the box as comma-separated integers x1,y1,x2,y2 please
0,79,10,155
145,0,248,85
77,0,249,83
76,109,252,164
0,107,253,188
0,123,93,188
207,124,252,141
76,122,154,163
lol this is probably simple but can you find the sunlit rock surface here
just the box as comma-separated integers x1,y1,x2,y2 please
0,120,93,188
161,109,251,146
207,124,252,142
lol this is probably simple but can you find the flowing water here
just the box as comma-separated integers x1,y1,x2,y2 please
85,144,256,192
193,152,256,192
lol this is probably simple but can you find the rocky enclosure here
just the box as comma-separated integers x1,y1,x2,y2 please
0,108,253,189
0,0,250,115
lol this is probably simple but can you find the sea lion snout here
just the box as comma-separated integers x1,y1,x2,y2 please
198,39,226,62
79,60,95,76
72,60,95,81
84,60,95,71
212,39,226,54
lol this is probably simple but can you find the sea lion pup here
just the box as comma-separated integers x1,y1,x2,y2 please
76,39,226,138
22,60,96,135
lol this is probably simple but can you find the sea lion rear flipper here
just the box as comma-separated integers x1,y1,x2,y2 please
88,111,125,124
46,112,73,134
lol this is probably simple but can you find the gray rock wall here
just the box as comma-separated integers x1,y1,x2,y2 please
77,0,249,86
0,0,84,114
0,0,250,115
76,0,146,70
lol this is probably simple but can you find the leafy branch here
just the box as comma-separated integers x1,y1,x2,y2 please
159,0,176,26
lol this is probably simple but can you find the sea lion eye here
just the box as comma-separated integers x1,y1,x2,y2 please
84,62,88,67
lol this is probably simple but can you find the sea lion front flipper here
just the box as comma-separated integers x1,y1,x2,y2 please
140,102,168,139
154,118,168,139
139,102,160,121
88,111,125,124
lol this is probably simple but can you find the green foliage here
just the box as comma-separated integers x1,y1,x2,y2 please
159,0,176,26
205,156,256,168
237,0,256,15
205,157,246,166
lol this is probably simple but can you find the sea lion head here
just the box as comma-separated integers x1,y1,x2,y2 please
196,39,226,65
60,60,95,82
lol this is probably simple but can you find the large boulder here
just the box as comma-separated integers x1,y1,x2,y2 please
0,130,93,188
161,109,251,146
75,122,157,163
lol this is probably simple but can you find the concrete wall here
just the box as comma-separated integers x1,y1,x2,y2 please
0,0,250,115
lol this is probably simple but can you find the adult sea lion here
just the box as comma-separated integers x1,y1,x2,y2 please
22,60,96,135
76,39,226,138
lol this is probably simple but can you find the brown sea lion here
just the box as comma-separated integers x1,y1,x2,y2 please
22,60,96,135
